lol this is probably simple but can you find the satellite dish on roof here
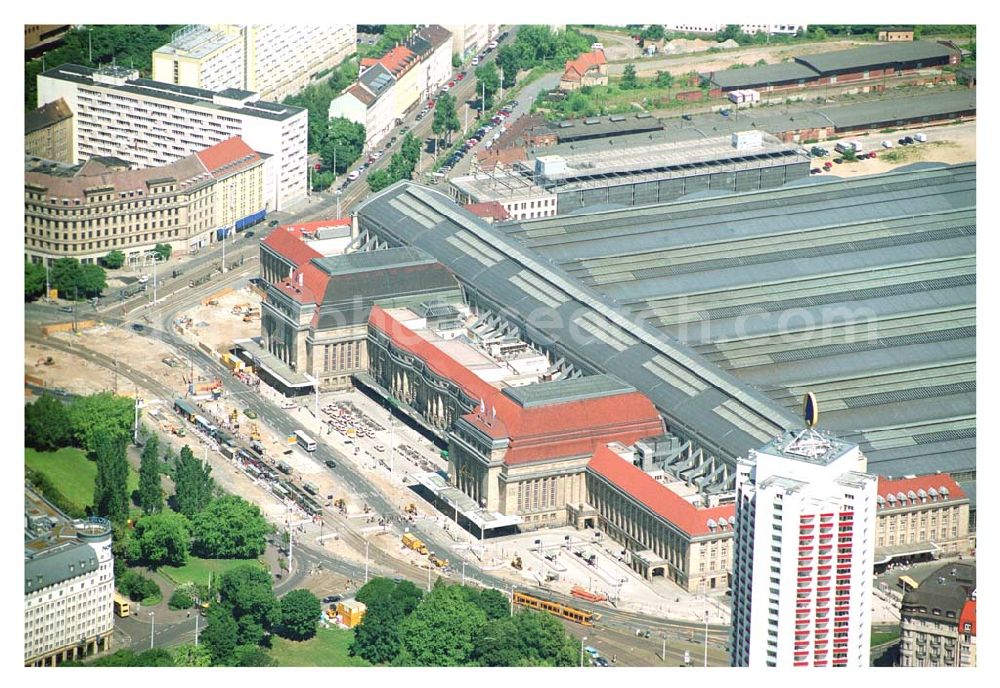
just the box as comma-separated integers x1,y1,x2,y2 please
803,392,819,428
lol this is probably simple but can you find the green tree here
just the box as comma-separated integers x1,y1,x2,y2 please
367,169,393,193
25,395,72,451
171,445,215,517
78,264,107,298
279,589,322,640
642,24,665,41
655,70,675,91
202,604,239,665
349,596,403,664
190,495,268,559
397,584,487,666
49,258,83,299
68,392,134,454
755,58,768,66
169,586,195,610
25,260,46,300
475,588,510,620
474,62,500,110
311,169,335,192
218,564,281,644
452,53,462,68
322,117,366,173
496,45,519,88
621,63,639,90
473,610,576,667
101,250,126,269
716,24,743,43
117,569,161,602
432,93,461,147
92,434,129,524
153,243,172,261
234,645,277,666
171,644,212,667
133,511,190,568
355,577,396,605
401,132,421,165
138,434,163,515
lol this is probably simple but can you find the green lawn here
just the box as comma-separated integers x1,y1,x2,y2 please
871,628,901,646
25,447,139,512
269,627,371,667
160,557,265,587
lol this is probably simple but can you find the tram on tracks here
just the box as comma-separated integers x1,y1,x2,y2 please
512,591,600,626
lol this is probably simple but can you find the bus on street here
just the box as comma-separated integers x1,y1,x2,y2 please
295,430,317,452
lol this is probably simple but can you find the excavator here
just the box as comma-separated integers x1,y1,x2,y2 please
511,554,523,570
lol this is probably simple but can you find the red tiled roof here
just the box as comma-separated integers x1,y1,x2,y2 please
877,473,967,505
261,226,324,268
463,201,510,221
360,57,378,68
588,445,735,538
563,50,607,81
275,261,330,305
379,45,417,77
959,599,976,636
195,136,260,176
369,305,663,465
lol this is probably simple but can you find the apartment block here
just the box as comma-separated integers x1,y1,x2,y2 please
153,24,357,101
37,64,306,211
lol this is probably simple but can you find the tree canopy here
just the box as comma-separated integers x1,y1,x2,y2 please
321,117,366,175
190,495,268,559
474,62,500,111
25,260,46,301
25,395,72,451
170,445,215,517
432,93,461,146
101,250,126,270
201,604,239,665
92,434,129,524
138,434,163,515
620,63,639,90
68,392,134,454
278,589,322,640
397,584,487,666
133,511,190,568
218,564,281,645
48,257,106,300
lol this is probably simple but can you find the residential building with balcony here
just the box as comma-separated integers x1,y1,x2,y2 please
899,562,976,667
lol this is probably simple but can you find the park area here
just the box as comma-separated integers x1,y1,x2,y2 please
160,556,265,588
268,627,370,667
25,446,138,514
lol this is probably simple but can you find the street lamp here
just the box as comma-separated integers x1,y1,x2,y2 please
149,611,156,650
580,635,587,667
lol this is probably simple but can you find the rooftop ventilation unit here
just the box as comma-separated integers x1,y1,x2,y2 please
635,112,652,119
583,117,600,125
609,115,625,122
558,121,574,128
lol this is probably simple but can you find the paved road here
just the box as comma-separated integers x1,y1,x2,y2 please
455,71,563,176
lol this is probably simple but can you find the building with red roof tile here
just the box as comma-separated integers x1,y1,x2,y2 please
959,598,976,666
560,49,608,91
366,304,664,531
585,443,735,591
899,562,976,667
874,472,971,564
463,201,510,223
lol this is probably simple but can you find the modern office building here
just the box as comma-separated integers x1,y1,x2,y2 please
152,24,356,102
24,488,115,667
729,429,878,667
37,64,306,211
899,562,976,667
25,98,74,163
25,136,266,265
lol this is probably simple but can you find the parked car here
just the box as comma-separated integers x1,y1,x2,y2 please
904,136,915,145
389,136,397,145
898,138,909,145
882,140,894,149
442,84,450,92
823,161,833,170
59,305,73,313
400,125,409,133
594,657,610,667
456,73,465,81
322,595,342,604
395,118,404,126
347,170,361,181
131,323,144,332
833,158,843,164
244,230,255,238
268,219,279,227
471,57,480,66
585,646,600,658
448,80,456,88
810,167,821,174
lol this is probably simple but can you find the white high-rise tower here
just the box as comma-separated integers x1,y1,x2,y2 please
730,412,877,667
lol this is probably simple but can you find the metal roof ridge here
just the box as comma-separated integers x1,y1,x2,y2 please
403,184,800,429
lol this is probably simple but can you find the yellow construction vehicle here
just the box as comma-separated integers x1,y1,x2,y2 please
512,554,523,570
404,503,418,515
430,553,449,568
402,532,429,555
249,422,261,443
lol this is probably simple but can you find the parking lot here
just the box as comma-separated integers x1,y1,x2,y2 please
806,120,976,179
